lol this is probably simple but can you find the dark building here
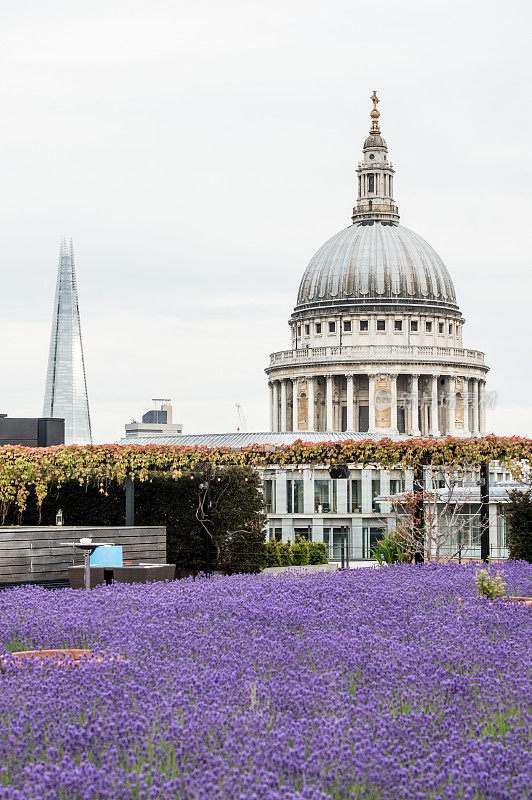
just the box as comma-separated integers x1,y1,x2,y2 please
0,415,65,447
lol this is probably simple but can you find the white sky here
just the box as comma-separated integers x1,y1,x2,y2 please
1,0,531,443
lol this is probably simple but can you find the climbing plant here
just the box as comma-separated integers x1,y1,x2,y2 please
0,435,531,520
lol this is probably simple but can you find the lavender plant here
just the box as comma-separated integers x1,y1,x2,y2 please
0,561,530,799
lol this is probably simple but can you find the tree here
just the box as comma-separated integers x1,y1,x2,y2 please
504,487,532,562
378,466,483,562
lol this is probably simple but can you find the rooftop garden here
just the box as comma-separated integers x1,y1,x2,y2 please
0,562,530,799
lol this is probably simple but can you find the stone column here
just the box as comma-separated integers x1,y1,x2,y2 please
479,380,486,435
346,374,355,430
280,379,287,432
269,382,274,431
447,376,456,436
368,374,376,432
411,374,421,436
326,376,334,430
462,378,470,437
390,374,398,433
308,376,316,431
429,375,440,437
471,378,479,437
272,381,280,432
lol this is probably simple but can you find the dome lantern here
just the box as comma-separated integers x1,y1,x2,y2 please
352,91,400,225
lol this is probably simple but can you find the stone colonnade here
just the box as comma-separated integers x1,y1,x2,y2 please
268,373,487,436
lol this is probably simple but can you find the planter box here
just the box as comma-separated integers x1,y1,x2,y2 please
68,563,176,589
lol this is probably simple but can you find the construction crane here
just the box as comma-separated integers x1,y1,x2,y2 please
235,403,247,432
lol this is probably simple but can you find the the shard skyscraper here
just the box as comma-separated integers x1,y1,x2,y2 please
43,239,92,445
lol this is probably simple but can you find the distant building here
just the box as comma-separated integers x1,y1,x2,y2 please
125,399,183,438
43,239,92,445
0,414,64,447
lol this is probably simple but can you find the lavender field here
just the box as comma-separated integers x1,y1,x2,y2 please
0,563,531,800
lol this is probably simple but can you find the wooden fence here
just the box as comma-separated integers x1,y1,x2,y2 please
0,526,166,587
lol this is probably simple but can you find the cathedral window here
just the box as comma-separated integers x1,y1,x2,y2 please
426,321,432,332
368,174,375,192
394,320,403,331
343,320,352,332
377,320,385,331
449,323,453,334
360,320,369,332
328,321,336,333
410,320,418,331
304,324,310,336
438,322,444,334
297,326,301,337
315,322,322,334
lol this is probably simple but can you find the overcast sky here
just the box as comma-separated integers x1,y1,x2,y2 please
1,0,531,443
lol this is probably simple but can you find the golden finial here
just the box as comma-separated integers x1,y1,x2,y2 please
370,90,380,134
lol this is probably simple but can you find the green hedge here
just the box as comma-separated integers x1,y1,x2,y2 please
504,488,532,563
265,537,329,568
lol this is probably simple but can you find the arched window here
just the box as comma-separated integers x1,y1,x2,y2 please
368,174,375,193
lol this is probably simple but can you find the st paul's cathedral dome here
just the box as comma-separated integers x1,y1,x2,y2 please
267,91,488,439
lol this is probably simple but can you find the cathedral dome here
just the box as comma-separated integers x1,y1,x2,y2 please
294,221,459,318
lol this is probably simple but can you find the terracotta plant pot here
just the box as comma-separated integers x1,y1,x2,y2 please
10,649,92,660
501,596,532,607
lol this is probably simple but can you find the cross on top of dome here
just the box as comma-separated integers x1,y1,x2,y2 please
370,90,380,133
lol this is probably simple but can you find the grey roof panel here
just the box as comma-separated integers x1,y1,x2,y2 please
116,431,411,448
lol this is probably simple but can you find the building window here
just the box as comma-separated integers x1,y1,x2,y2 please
360,319,369,331
368,174,375,192
304,324,310,336
287,479,304,514
438,322,444,334
394,320,403,331
329,321,336,334
269,527,282,542
316,322,322,334
314,480,330,512
410,320,418,332
390,478,404,495
449,323,453,334
349,479,361,512
426,321,432,332
264,480,275,513
343,320,352,332
294,527,312,541
377,320,385,331
372,478,381,512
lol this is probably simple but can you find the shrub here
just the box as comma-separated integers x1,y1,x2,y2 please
218,528,267,575
277,541,292,566
308,541,329,564
291,536,309,566
265,539,282,567
475,569,506,599
371,530,415,565
504,488,532,562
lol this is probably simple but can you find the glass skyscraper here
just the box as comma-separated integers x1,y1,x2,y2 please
43,239,92,445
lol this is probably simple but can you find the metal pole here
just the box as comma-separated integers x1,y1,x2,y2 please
84,551,91,591
345,526,350,571
340,534,345,570
413,465,425,563
480,462,489,562
126,477,135,526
